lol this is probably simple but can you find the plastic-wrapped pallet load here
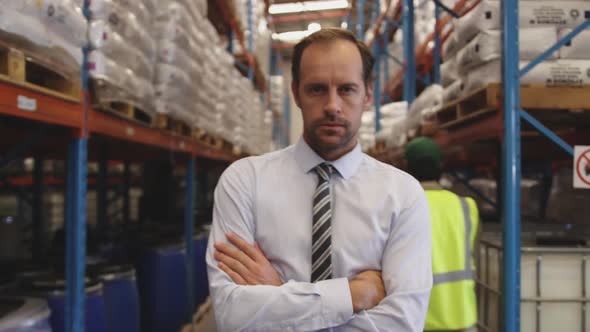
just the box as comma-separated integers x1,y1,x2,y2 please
407,85,443,137
456,28,559,75
152,1,206,127
377,101,409,149
0,0,85,76
360,110,376,152
443,79,465,103
88,0,156,116
464,58,590,92
440,56,459,88
454,0,590,44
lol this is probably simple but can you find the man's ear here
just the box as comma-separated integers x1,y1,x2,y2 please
364,82,374,109
291,80,301,108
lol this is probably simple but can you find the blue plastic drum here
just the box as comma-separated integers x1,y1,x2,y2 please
138,243,188,332
0,297,52,332
30,277,107,332
97,265,140,332
193,233,209,306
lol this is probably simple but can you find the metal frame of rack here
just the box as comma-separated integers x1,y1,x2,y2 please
0,1,275,331
362,0,590,331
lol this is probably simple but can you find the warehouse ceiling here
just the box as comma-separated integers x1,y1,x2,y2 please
269,0,350,58
269,0,379,58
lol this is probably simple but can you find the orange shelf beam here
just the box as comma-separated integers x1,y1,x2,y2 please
0,81,83,129
88,109,239,161
0,82,240,162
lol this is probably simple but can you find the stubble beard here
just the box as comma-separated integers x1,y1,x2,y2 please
305,116,357,156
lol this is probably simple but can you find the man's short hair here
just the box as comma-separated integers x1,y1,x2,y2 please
291,28,375,88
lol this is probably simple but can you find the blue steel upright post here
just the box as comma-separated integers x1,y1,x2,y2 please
185,157,196,321
247,0,254,82
373,1,382,133
356,0,364,40
402,0,416,103
433,2,441,85
501,0,521,330
32,156,45,262
374,39,382,133
65,2,90,331
65,139,88,332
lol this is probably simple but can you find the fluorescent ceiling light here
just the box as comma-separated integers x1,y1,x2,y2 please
269,0,349,15
272,30,311,43
307,22,321,32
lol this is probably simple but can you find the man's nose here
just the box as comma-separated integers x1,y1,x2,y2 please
323,89,341,116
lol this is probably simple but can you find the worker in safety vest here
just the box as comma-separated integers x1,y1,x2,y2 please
404,137,479,332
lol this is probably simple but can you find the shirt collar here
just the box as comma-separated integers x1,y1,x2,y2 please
294,137,364,180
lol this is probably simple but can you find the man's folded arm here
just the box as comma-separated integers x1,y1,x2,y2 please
344,189,433,331
206,161,354,331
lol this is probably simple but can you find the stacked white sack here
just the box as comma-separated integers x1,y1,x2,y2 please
87,0,156,114
0,0,86,76
441,0,590,104
407,85,443,136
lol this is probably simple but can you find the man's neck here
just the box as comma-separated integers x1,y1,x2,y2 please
304,137,357,161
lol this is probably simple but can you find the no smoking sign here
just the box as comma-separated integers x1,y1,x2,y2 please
574,146,590,189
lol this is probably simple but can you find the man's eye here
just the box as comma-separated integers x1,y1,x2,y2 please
340,86,355,94
309,86,325,94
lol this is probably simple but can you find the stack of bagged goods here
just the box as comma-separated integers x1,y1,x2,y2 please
87,0,156,115
382,0,457,89
442,0,590,103
225,72,272,155
373,101,409,149
360,111,377,152
270,76,285,116
0,0,86,81
406,84,443,137
152,0,208,127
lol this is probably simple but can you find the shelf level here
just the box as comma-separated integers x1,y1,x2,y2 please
0,82,241,162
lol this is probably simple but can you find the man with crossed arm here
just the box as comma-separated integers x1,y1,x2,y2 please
206,28,432,331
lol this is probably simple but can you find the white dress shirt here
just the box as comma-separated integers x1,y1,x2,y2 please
206,138,432,332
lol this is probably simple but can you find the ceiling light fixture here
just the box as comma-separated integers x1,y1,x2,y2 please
269,0,349,15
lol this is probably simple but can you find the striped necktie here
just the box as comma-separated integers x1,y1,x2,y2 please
312,162,334,282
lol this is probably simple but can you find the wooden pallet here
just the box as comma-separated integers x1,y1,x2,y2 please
94,101,154,127
0,40,81,102
436,83,590,129
156,114,193,136
193,128,224,150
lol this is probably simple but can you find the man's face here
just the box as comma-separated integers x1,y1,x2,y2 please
292,40,373,158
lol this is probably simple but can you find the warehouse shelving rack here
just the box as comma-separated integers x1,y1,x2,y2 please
213,0,290,148
0,1,280,331
362,0,590,331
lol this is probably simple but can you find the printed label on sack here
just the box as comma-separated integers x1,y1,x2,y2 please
531,6,567,25
546,64,585,86
17,95,37,112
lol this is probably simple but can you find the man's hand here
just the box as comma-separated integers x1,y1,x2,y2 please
349,270,385,313
214,233,283,286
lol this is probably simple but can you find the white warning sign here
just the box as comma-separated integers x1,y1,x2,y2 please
574,146,590,189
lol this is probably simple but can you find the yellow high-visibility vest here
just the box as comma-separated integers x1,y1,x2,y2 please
424,189,479,331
